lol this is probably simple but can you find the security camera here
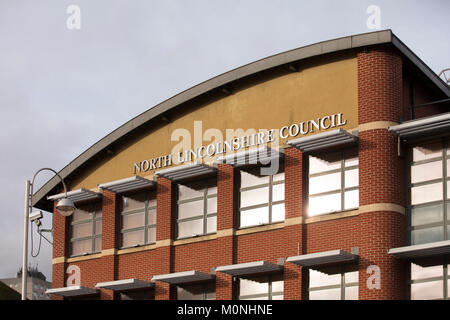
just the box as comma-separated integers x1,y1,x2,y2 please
29,211,43,226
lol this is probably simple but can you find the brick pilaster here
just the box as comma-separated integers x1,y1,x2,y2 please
155,177,175,299
52,200,68,300
215,164,238,299
283,147,306,300
357,46,406,300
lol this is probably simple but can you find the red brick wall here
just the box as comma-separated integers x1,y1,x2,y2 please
357,46,406,300
52,201,67,300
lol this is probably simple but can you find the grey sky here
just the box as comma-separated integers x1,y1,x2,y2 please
0,0,448,282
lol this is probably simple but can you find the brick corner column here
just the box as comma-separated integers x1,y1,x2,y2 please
52,200,68,300
155,177,175,300
215,163,238,300
357,46,407,300
283,147,306,300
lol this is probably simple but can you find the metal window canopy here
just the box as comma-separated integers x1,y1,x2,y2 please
98,175,155,194
151,270,215,285
388,240,450,259
45,285,99,297
47,188,101,203
155,163,216,182
286,249,358,267
287,129,358,153
388,113,450,140
95,279,153,291
215,147,283,167
215,260,283,277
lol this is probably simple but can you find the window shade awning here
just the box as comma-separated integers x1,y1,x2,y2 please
47,188,101,203
95,279,153,291
215,260,283,277
388,240,450,259
155,163,216,182
286,249,358,267
98,176,155,194
388,113,450,140
151,270,215,285
287,129,358,153
215,147,283,167
45,285,99,297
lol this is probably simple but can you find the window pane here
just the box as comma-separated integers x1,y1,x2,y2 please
207,186,217,196
240,207,269,227
308,193,341,216
411,161,442,184
72,222,92,238
240,187,269,208
239,277,269,296
122,229,145,247
271,279,284,293
411,226,444,245
147,208,157,225
345,157,359,168
411,204,443,226
309,154,341,175
345,271,359,284
412,142,442,162
309,269,341,287
71,239,92,256
241,171,269,188
272,183,285,202
72,207,93,222
177,284,204,300
345,286,358,300
147,227,156,243
94,237,101,252
272,203,285,223
148,198,157,208
178,200,204,219
179,184,203,201
122,193,146,212
207,216,217,234
309,288,341,300
273,172,285,182
122,212,145,230
207,197,217,214
95,220,102,235
411,182,443,205
411,280,443,300
309,172,341,194
345,169,358,188
178,219,204,238
411,263,443,280
344,190,359,210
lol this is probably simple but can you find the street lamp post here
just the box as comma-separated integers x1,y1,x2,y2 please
22,168,76,300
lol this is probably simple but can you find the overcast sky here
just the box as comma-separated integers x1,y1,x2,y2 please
0,1,448,282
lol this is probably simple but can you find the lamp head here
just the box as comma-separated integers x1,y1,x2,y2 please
56,198,76,217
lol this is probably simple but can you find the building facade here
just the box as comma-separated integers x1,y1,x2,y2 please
35,30,450,300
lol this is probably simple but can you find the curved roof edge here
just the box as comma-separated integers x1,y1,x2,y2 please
32,29,450,209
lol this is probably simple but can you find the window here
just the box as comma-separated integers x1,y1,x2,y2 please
239,274,283,300
308,267,358,300
239,168,285,228
176,283,215,300
70,202,102,256
177,178,217,239
120,190,156,248
408,140,450,245
410,262,449,300
119,289,154,300
308,149,358,216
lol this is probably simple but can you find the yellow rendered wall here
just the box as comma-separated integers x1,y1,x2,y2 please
70,53,358,191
